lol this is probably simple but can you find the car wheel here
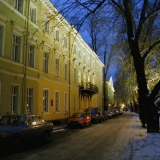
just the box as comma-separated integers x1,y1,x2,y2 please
96,118,99,124
67,124,71,129
42,131,49,142
13,135,21,150
82,123,86,128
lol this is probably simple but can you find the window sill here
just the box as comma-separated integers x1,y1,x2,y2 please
42,112,50,115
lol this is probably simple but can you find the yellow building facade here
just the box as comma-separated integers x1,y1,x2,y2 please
0,0,104,122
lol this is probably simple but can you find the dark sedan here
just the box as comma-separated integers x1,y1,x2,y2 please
0,114,53,149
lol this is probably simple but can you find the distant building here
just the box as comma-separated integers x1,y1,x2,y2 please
0,0,104,123
105,77,115,110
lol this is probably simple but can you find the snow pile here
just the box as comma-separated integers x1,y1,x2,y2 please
121,113,160,160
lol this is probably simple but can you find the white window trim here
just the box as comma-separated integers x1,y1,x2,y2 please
0,81,1,102
64,63,68,80
55,90,60,113
0,21,6,57
64,92,68,112
55,58,59,76
43,50,49,73
73,43,76,54
26,87,33,113
44,15,50,34
74,95,76,111
10,84,19,114
55,27,60,42
12,32,22,63
63,36,68,49
14,0,24,15
30,2,37,25
28,44,35,68
42,88,50,113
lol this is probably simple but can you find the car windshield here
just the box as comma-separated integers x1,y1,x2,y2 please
0,116,26,125
85,109,92,114
91,109,97,114
71,113,84,118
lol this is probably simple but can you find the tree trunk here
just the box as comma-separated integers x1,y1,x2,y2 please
132,48,159,132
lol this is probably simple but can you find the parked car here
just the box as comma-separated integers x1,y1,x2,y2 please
112,110,118,117
102,111,109,120
105,111,113,119
116,109,123,115
85,107,103,123
0,114,53,149
67,112,91,128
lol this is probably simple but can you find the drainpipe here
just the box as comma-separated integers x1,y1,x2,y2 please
22,0,30,114
68,25,74,118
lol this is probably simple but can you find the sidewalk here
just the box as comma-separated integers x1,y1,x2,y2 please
52,124,67,131
121,113,160,160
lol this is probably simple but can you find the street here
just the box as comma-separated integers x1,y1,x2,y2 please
1,112,139,160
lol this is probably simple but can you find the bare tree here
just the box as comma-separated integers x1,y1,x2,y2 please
51,0,160,132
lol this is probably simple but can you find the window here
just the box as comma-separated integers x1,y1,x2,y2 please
78,71,81,84
64,92,68,112
74,95,76,111
64,63,68,80
88,57,90,66
74,68,76,83
55,58,59,76
55,91,60,112
73,44,76,54
12,34,21,62
44,16,49,33
14,0,24,14
30,4,37,24
28,45,35,67
11,85,19,114
64,36,68,48
43,89,48,112
27,88,33,113
0,81,1,102
43,52,49,73
92,61,95,70
55,28,59,42
0,25,4,56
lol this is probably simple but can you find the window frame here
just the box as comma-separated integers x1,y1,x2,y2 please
74,68,77,83
73,95,76,111
64,36,68,49
0,23,5,57
14,0,24,14
28,44,35,67
55,91,60,112
55,58,59,76
44,15,49,34
43,51,49,73
10,84,19,114
64,63,68,80
43,89,49,112
64,92,68,112
73,44,76,54
12,33,21,62
55,27,60,42
30,2,37,24
27,88,33,113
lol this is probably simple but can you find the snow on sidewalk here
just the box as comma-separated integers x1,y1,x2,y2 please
121,113,160,160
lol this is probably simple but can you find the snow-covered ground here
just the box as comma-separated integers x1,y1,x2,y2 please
121,113,160,160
